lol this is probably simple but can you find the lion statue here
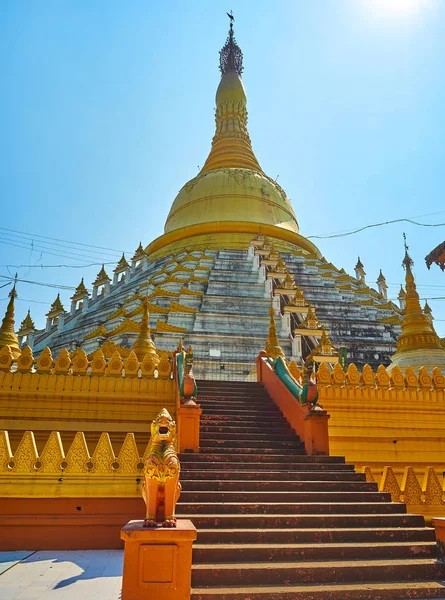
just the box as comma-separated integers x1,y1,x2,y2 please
142,408,181,528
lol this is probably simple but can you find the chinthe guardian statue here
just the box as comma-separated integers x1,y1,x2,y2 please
142,408,182,528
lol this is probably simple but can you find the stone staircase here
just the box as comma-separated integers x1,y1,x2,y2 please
177,380,445,599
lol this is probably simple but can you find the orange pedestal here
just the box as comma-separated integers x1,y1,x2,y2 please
178,404,202,452
120,519,197,600
432,517,445,557
304,410,330,455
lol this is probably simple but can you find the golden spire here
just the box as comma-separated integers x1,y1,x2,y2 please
132,242,145,262
200,20,262,174
288,286,307,307
46,293,65,317
19,309,35,334
93,265,110,286
283,270,297,289
71,279,89,301
114,253,129,273
395,236,442,354
301,306,320,330
313,328,338,357
131,297,158,361
162,17,300,238
275,257,287,273
0,277,21,359
265,305,285,359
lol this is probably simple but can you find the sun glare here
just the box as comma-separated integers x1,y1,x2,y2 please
368,0,427,17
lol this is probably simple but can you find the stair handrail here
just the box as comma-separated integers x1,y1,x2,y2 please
174,342,198,405
173,341,202,453
256,351,330,455
272,354,319,406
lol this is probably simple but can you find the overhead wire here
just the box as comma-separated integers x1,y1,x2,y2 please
0,238,115,263
0,275,86,292
0,230,121,259
0,296,50,305
307,217,445,240
0,226,131,255
1,262,117,269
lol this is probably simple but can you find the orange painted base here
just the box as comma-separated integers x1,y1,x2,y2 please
178,404,202,452
432,517,445,557
121,519,197,600
0,497,145,550
304,410,330,455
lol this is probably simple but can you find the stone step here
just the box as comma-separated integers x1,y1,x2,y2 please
200,434,304,450
198,447,307,455
199,405,278,413
200,409,284,417
178,502,405,515
180,458,351,468
179,453,346,471
199,431,297,440
180,513,425,529
180,491,391,503
200,426,295,435
197,381,264,387
191,558,445,587
198,382,267,387
190,580,445,600
198,393,270,399
180,475,371,487
198,390,270,396
181,472,366,480
200,403,279,411
197,439,303,449
195,527,436,545
192,541,438,563
200,415,287,424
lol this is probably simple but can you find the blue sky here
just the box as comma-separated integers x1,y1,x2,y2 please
1,0,445,338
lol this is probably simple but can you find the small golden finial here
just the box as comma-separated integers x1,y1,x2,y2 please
301,306,320,330
402,233,414,273
288,286,307,307
283,270,296,290
0,275,21,359
392,234,442,356
265,304,285,359
131,297,158,361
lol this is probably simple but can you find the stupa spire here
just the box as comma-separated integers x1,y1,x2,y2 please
200,17,262,174
265,305,285,359
131,297,158,361
0,275,21,359
389,235,445,372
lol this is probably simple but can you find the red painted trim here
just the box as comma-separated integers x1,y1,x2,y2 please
0,497,145,550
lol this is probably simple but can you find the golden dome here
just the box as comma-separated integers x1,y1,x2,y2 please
165,168,299,234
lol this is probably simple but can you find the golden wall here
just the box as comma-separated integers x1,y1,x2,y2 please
316,362,445,479
0,344,176,454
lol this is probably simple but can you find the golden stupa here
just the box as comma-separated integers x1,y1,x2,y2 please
148,22,318,259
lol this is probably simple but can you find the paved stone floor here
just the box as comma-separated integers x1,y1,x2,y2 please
0,550,123,599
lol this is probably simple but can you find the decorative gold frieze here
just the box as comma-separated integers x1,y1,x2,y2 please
156,321,187,334
107,318,141,338
148,288,180,299
83,325,108,341
169,301,197,314
180,287,204,296
124,292,143,304
127,302,168,317
106,306,128,321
